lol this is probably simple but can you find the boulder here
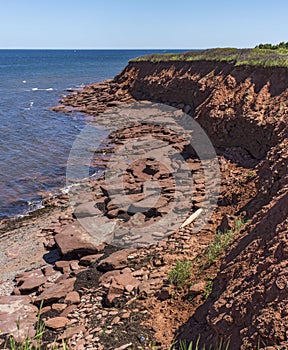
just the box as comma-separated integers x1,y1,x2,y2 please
54,223,107,255
0,295,38,342
16,269,47,292
97,249,135,271
35,277,76,303
74,201,101,218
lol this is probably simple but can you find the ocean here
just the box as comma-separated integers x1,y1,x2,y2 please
0,49,184,220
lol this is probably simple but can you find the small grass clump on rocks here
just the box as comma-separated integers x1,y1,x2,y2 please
168,259,192,289
204,218,245,264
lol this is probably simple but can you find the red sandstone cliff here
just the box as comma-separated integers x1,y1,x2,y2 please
58,59,288,349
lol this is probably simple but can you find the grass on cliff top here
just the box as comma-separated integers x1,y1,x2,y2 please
130,47,288,67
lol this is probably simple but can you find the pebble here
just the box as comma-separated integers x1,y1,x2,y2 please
109,310,119,316
111,316,121,324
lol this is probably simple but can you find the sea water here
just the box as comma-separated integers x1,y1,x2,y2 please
0,49,184,219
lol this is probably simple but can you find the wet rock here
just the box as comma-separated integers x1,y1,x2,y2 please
0,295,38,342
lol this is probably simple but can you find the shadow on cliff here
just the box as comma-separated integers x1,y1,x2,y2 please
173,190,288,350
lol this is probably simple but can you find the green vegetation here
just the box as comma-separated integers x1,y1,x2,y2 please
255,41,288,51
203,276,214,300
168,259,192,288
175,338,230,350
6,335,69,350
130,46,288,67
4,302,70,350
204,218,245,264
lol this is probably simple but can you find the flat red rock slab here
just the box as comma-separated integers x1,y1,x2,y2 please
16,269,47,292
35,277,76,303
44,316,69,329
0,295,38,342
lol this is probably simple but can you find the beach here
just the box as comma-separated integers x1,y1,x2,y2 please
1,49,288,349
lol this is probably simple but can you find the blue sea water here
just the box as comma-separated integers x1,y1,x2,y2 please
0,49,184,219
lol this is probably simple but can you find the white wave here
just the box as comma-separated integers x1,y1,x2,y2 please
22,80,27,84
24,200,45,214
31,87,54,91
61,183,81,194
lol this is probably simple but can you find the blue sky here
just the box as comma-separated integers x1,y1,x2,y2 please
0,0,287,49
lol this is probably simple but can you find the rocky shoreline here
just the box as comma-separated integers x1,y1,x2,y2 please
1,58,288,349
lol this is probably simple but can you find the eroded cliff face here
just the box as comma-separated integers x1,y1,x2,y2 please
114,61,288,160
58,60,288,349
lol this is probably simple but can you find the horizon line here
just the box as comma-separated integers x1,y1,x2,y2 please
0,47,196,50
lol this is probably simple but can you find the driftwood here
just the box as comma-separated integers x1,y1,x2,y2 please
180,208,203,229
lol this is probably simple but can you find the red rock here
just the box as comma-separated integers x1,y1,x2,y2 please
138,281,153,298
57,325,86,340
54,222,111,255
111,316,121,325
54,260,71,274
157,287,170,301
60,304,77,317
42,265,56,277
52,303,67,312
5,248,19,259
121,312,131,319
98,249,135,271
99,270,121,286
0,295,38,342
189,282,206,295
13,288,21,295
16,269,47,292
74,201,101,218
40,306,51,315
35,277,76,303
70,261,80,271
79,253,104,266
64,291,80,305
105,280,125,307
45,316,69,329
114,272,140,291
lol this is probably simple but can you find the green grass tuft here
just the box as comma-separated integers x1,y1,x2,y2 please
169,259,192,288
204,218,245,264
